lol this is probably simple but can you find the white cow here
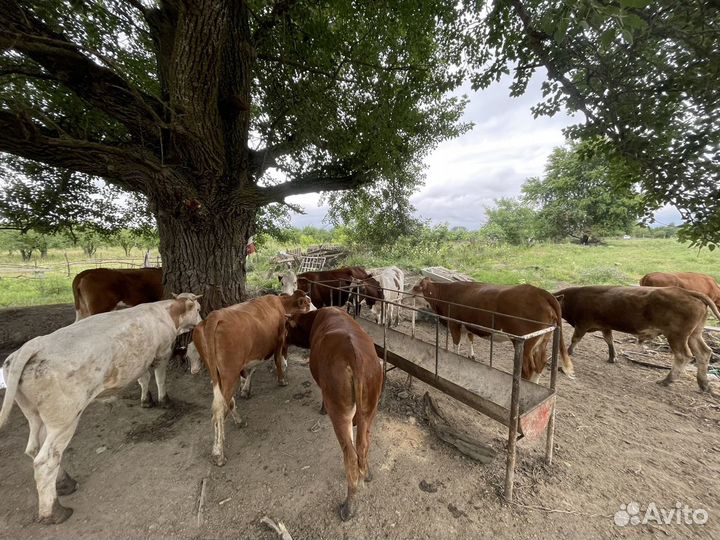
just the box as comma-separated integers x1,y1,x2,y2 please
278,270,297,295
0,293,202,524
369,266,404,326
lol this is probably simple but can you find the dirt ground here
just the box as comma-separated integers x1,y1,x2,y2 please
1,303,719,540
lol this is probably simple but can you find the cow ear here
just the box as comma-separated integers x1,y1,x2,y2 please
172,293,178,299
553,293,564,301
195,294,203,300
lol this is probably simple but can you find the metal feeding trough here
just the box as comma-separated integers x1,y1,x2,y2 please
356,318,556,439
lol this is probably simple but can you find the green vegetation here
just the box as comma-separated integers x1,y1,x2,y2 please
2,230,718,308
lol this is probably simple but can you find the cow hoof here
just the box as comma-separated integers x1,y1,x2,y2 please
607,358,617,364
698,383,710,393
364,470,373,483
319,405,327,415
657,378,672,387
339,501,355,521
239,390,251,399
158,396,173,409
39,503,73,524
278,378,288,387
212,454,227,467
56,472,78,496
559,367,576,380
140,394,155,408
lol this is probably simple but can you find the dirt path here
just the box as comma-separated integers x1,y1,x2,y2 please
1,304,719,539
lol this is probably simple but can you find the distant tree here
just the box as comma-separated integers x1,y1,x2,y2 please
471,0,719,248
482,198,537,246
522,142,645,241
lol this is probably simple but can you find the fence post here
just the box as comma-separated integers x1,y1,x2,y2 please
65,253,70,277
504,339,524,502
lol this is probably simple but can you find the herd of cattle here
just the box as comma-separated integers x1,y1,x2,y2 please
1,264,719,525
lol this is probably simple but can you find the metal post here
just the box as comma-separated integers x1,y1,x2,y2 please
445,323,449,351
411,297,416,338
546,326,560,465
504,339,524,502
489,313,495,368
434,315,440,381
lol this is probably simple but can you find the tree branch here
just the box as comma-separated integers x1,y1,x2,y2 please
0,0,165,140
257,170,370,202
505,0,597,123
252,0,299,47
248,140,294,179
0,109,166,193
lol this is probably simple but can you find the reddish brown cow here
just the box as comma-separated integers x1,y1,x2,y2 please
192,291,314,466
411,278,575,382
297,266,383,312
285,307,383,521
640,272,720,311
554,285,720,391
72,267,164,322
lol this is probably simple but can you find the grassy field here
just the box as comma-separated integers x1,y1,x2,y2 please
1,238,718,308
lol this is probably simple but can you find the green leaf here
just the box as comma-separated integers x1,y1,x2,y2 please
619,0,651,8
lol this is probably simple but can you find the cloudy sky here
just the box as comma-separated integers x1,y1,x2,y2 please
286,71,681,229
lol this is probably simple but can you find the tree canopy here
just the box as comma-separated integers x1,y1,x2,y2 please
471,0,719,248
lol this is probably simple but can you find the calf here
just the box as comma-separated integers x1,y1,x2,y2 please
191,291,314,466
640,272,720,312
72,267,164,322
286,308,383,521
367,266,404,326
411,278,575,382
0,294,202,524
554,285,720,391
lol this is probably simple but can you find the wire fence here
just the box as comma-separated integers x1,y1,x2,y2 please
0,254,162,280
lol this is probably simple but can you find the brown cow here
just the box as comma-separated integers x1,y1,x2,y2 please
191,291,314,466
640,272,720,312
410,278,575,382
285,307,383,521
554,285,720,391
72,267,164,322
297,266,383,313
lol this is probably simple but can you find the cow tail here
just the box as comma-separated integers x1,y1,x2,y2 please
550,295,575,377
0,341,39,429
203,317,226,397
686,291,720,320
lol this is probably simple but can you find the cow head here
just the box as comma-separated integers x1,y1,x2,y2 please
282,290,317,314
186,341,204,375
170,292,203,333
410,277,434,309
284,310,320,349
278,270,298,296
361,276,384,308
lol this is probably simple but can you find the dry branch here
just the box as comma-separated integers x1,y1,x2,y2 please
423,392,496,464
261,516,293,540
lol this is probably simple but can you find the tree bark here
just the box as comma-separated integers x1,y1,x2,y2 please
157,207,256,315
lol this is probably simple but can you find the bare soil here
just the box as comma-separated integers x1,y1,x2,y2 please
1,303,719,539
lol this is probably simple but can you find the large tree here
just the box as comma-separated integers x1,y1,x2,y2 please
0,0,468,309
472,0,719,249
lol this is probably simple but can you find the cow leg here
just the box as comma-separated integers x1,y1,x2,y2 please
567,328,586,355
138,370,154,407
211,385,229,466
688,333,713,392
16,394,45,459
274,347,289,387
154,358,172,408
326,404,360,521
659,336,693,387
466,332,475,360
239,367,257,399
449,321,462,355
34,418,80,524
356,408,378,484
228,397,247,427
602,329,616,363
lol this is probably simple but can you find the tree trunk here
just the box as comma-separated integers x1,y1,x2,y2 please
157,208,256,314
20,249,32,261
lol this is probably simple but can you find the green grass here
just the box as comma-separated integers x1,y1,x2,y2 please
1,238,719,308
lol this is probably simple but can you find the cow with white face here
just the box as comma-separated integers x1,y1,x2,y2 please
278,270,297,295
368,266,405,326
0,293,202,524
